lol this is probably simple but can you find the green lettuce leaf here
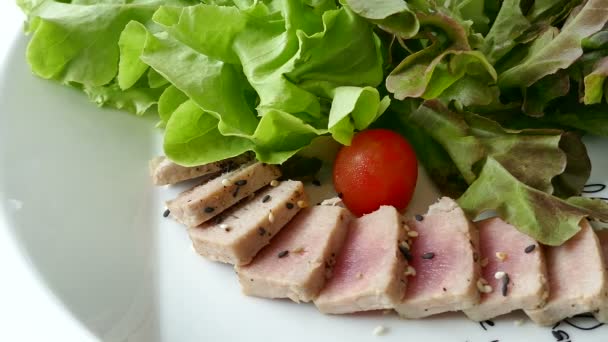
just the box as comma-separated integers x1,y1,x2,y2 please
117,20,149,90
140,29,259,137
157,85,188,126
164,100,254,166
152,4,247,64
24,1,181,87
327,86,389,145
251,109,327,163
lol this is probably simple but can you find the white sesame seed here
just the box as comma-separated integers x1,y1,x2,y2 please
219,223,229,230
407,230,419,237
292,247,305,254
189,244,196,254
477,279,493,293
514,319,524,327
496,252,508,261
270,180,280,187
372,326,387,336
402,224,411,231
297,200,309,208
268,211,275,223
494,271,506,279
480,257,489,267
221,179,232,187
477,278,486,289
405,266,416,276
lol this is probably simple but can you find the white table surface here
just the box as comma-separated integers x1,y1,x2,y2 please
0,3,97,341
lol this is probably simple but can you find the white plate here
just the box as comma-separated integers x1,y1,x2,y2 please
1,9,608,342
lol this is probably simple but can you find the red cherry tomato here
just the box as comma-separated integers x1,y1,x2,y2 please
333,129,418,217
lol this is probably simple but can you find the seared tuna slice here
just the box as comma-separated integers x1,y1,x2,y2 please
314,206,407,314
166,162,281,227
464,217,548,321
526,221,607,326
395,197,480,318
594,230,608,323
236,206,351,303
149,153,251,185
189,181,307,265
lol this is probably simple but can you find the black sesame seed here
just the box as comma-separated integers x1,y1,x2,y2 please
213,215,224,224
163,209,171,218
286,202,294,209
415,214,424,222
258,227,266,236
235,180,247,186
312,179,321,186
525,244,536,253
337,192,343,198
262,195,271,203
473,252,479,262
278,250,289,258
442,287,447,292
204,207,215,213
399,245,413,261
502,273,510,297
232,186,240,198
422,252,435,260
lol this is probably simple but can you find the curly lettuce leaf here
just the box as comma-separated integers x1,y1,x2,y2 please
583,56,608,104
522,71,571,116
343,0,419,38
482,0,530,64
386,44,497,101
406,101,587,195
438,75,500,108
458,157,608,246
499,0,608,89
84,82,166,115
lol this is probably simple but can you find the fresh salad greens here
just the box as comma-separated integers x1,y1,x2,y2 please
17,0,608,245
